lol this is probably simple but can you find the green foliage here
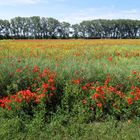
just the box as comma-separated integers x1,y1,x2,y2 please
0,17,140,39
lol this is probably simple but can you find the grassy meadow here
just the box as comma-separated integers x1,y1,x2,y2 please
0,39,140,139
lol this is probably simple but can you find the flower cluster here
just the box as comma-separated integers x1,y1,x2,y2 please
77,77,140,118
0,90,45,110
0,68,57,111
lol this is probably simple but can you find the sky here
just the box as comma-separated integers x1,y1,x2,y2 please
0,0,140,23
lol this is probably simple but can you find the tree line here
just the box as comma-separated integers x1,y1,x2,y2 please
0,16,140,39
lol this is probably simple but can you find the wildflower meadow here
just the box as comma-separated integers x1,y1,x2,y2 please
0,39,140,139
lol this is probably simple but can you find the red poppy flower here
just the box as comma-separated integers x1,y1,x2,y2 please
97,103,102,108
82,99,86,104
127,98,132,105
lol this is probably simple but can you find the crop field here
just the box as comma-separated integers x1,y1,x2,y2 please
1,39,140,139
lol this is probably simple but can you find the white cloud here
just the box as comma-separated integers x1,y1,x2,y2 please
0,1,140,23
59,8,140,24
0,0,44,5
0,0,66,5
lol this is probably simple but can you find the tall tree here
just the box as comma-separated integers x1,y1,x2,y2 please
59,22,71,39
0,17,140,39
47,18,60,39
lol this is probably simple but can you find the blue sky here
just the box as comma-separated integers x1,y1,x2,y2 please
0,0,140,23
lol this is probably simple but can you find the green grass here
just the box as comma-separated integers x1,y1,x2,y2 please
0,109,140,140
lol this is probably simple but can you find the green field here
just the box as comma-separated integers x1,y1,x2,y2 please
0,39,140,140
